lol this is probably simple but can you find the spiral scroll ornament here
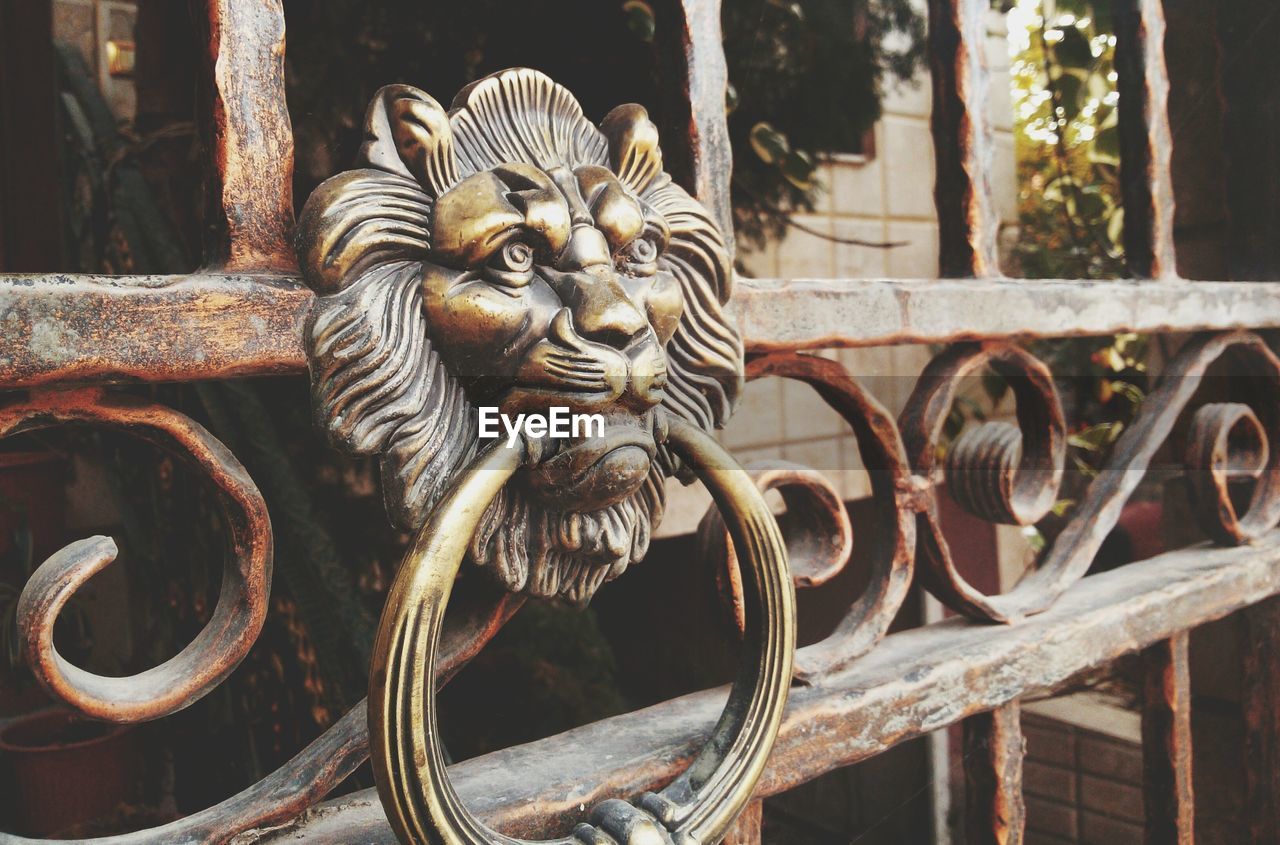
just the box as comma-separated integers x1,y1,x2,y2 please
0,388,273,723
740,353,917,679
899,343,1066,623
1181,336,1280,544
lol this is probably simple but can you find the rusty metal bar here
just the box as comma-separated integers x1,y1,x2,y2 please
658,0,735,257
927,0,1000,278
0,273,311,387
241,531,1280,843
6,275,1280,388
1113,0,1178,279
201,0,296,273
1142,632,1194,844
1243,596,1280,845
732,277,1280,351
964,702,1026,845
721,800,762,845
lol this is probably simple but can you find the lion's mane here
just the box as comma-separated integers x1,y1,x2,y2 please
297,68,742,602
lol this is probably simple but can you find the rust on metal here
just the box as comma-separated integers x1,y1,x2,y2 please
721,800,762,845
899,342,1065,622
1142,632,1195,845
203,0,296,272
745,353,916,679
9,276,1280,388
657,0,736,259
899,332,1280,624
1,387,272,723
1185,400,1280,544
963,702,1026,845
1243,597,1280,845
238,533,1280,843
699,460,854,635
1113,0,1178,280
728,278,1280,353
0,273,311,388
0,583,521,845
926,0,1000,278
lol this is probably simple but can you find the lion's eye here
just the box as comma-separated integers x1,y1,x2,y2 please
621,236,660,276
485,240,536,288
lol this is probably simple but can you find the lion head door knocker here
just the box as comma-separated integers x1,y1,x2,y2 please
298,68,794,845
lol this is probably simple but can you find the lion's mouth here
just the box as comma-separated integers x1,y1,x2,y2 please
522,413,657,510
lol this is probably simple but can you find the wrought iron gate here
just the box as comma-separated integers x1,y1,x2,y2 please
2,0,1279,843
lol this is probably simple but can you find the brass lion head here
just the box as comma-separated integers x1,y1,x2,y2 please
298,68,743,603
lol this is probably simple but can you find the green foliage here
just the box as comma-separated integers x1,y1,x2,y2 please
1009,0,1125,279
1007,1,1151,481
935,2,1149,508
283,0,924,249
724,0,925,247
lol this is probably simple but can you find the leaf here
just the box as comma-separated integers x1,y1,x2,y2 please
1068,421,1124,451
1053,72,1086,122
1043,175,1072,203
1075,185,1108,219
1108,380,1146,405
1072,453,1100,478
781,149,816,190
1053,26,1095,72
1107,205,1125,246
1091,108,1121,165
1051,0,1094,16
1023,525,1046,553
749,122,789,165
622,1,655,43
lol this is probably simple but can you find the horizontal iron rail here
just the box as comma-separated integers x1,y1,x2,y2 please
732,277,1280,351
3,274,1280,388
0,273,310,387
242,531,1280,843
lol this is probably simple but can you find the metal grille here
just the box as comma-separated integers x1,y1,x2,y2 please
2,1,1278,843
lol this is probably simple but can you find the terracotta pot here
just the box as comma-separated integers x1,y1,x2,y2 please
0,710,139,836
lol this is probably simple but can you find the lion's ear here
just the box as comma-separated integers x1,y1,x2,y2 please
601,104,663,195
359,84,459,198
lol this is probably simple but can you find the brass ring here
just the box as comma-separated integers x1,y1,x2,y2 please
368,413,795,845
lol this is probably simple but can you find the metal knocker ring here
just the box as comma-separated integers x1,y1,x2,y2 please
369,413,796,845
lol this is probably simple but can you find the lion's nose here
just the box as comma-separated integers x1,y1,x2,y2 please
546,264,648,348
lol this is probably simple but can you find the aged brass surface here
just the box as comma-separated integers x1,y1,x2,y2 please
3,0,1278,842
295,69,789,845
368,415,794,845
297,68,743,606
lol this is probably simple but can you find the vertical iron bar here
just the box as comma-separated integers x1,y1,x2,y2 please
1243,597,1280,845
1112,0,1178,279
927,0,1000,279
722,799,762,845
657,0,735,260
964,701,1027,845
1216,0,1280,281
200,0,296,273
1142,631,1194,845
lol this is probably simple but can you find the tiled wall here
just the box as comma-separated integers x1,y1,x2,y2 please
717,10,1018,504
1022,696,1146,845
